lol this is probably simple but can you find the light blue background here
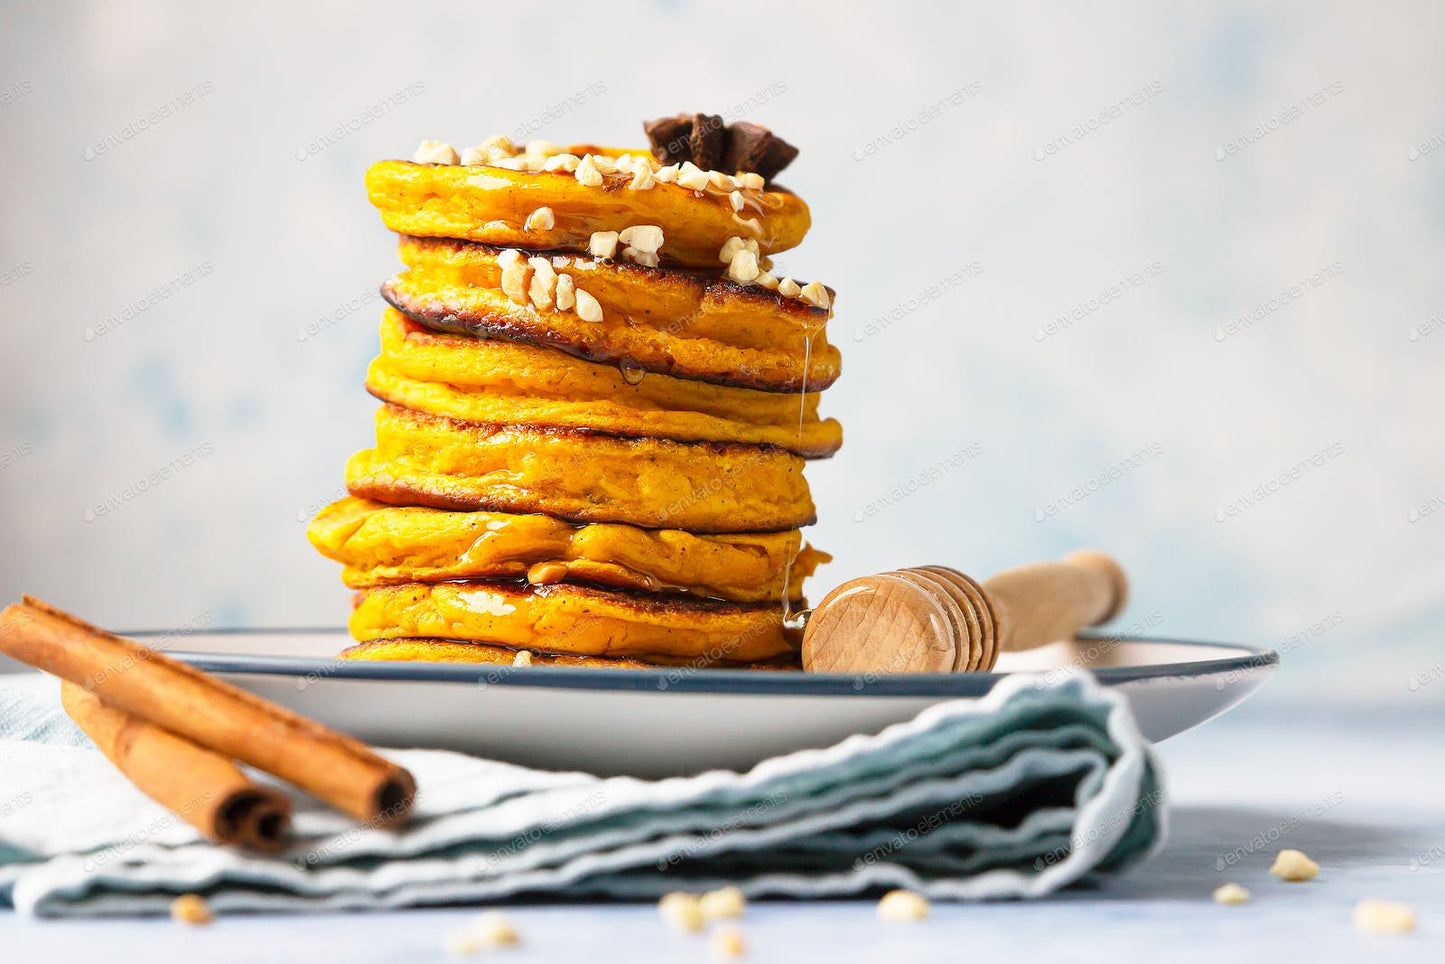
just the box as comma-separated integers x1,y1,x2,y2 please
1,0,1442,704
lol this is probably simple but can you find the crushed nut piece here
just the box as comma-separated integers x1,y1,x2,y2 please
525,140,560,157
524,207,555,231
776,277,801,298
527,257,557,308
653,164,679,184
718,236,748,264
623,247,659,268
575,154,604,187
738,172,765,191
512,650,533,667
482,220,510,231
710,928,746,958
555,274,576,311
588,231,620,260
446,911,521,955
459,147,487,166
676,162,711,191
709,170,737,191
1354,900,1415,935
501,260,531,306
591,154,617,174
699,886,746,920
490,156,532,171
628,167,656,191
659,892,705,933
755,272,778,290
496,248,524,269
479,135,515,158
727,249,760,284
799,280,831,310
619,225,664,254
1269,849,1319,882
729,190,745,212
1213,883,1250,905
413,141,459,165
544,153,580,173
574,288,603,323
170,894,213,926
877,889,930,922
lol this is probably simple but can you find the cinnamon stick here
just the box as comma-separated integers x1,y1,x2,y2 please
0,597,415,825
60,681,292,851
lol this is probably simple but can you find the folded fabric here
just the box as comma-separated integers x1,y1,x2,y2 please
0,671,1164,917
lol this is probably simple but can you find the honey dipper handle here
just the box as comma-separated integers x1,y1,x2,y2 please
982,550,1128,652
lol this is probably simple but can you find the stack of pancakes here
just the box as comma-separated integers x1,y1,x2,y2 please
308,119,841,669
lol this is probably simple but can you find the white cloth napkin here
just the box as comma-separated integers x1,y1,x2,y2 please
0,671,1164,917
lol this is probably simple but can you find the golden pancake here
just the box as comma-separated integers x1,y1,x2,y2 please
366,151,810,268
367,311,841,456
349,581,797,662
383,237,839,393
339,637,800,670
345,405,815,533
309,495,829,603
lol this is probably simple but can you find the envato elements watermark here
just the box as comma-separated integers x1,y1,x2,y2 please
854,792,986,868
1409,839,1445,872
1,791,33,819
295,81,427,161
1215,81,1345,161
1407,124,1445,162
854,262,983,342
1034,442,1165,522
83,791,215,873
1406,660,1445,694
650,82,790,160
511,80,609,142
295,285,381,342
1214,791,1345,870
476,791,608,871
1214,609,1344,691
853,442,985,523
82,442,215,522
83,261,215,343
1214,261,1345,343
83,81,215,160
1035,787,1166,870
85,610,214,690
1408,311,1444,343
1407,489,1445,524
853,81,986,162
1,440,34,471
655,791,790,869
1034,261,1164,342
1,79,34,109
0,259,33,288
1213,441,1345,523
1034,81,1165,161
1035,610,1166,687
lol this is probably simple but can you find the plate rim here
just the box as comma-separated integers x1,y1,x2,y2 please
146,628,1281,698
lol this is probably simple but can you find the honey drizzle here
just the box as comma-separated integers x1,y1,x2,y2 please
780,314,823,631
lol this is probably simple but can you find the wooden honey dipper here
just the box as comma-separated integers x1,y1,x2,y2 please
801,550,1128,674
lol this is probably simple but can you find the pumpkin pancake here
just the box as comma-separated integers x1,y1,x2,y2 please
366,150,810,268
349,581,798,662
339,638,800,670
383,237,839,393
345,405,815,533
369,309,840,454
308,495,829,603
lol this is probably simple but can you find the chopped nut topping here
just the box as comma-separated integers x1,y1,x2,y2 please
1354,900,1415,935
729,190,745,212
877,889,930,922
738,172,765,191
170,894,213,926
1269,848,1319,881
459,147,487,166
653,164,679,184
555,273,576,311
575,154,604,187
512,650,533,667
446,911,521,955
676,161,711,191
756,272,779,290
413,140,459,165
718,236,748,264
525,139,560,156
589,231,620,259
623,247,660,268
799,280,831,310
500,260,531,305
709,171,737,191
543,153,580,173
496,248,524,269
482,220,510,231
699,886,746,920
479,134,515,157
591,154,617,174
659,892,705,933
727,249,760,284
524,207,556,231
1213,883,1250,905
619,225,664,253
710,928,746,959
628,167,656,191
776,277,801,297
527,257,557,308
574,288,603,322
490,155,532,171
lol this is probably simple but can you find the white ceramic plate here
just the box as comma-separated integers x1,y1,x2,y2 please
153,630,1277,777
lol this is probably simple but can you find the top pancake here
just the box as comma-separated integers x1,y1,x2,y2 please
366,146,811,268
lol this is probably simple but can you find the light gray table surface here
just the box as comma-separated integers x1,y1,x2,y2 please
3,701,1441,963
